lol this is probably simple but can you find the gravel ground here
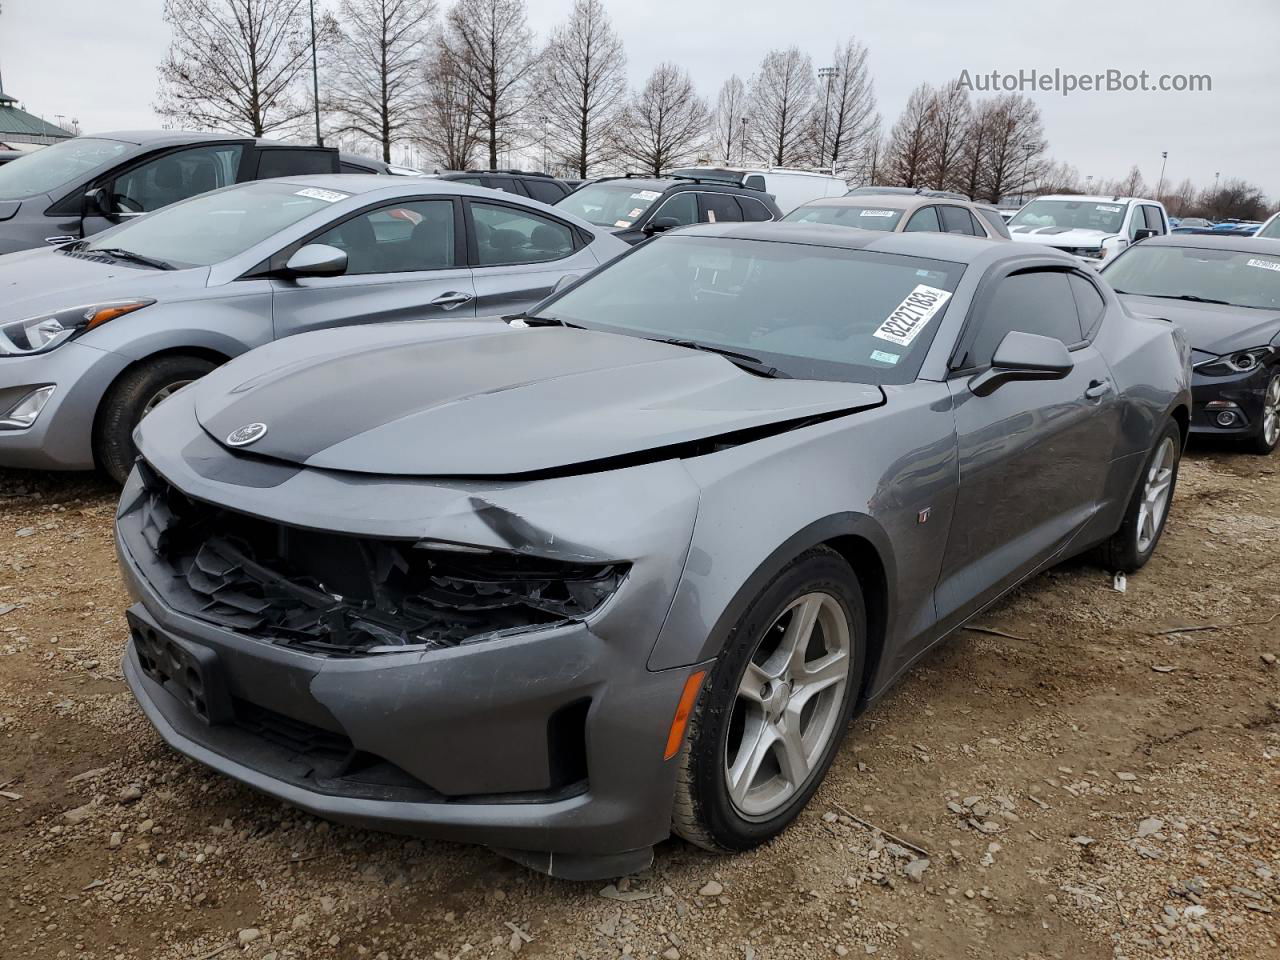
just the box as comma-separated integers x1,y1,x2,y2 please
1,446,1277,960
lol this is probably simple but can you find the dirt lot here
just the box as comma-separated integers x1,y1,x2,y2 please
1,446,1278,960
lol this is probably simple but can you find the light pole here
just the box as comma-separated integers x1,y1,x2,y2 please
309,0,323,146
1019,145,1034,205
739,116,750,165
539,115,549,173
1156,150,1168,200
817,66,838,173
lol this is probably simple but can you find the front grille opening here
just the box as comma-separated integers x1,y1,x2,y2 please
546,698,591,790
129,462,625,656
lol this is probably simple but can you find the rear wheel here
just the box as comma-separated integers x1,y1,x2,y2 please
671,547,864,852
1100,420,1181,573
1245,373,1280,455
94,355,216,484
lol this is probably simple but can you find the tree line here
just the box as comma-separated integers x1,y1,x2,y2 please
155,0,1273,214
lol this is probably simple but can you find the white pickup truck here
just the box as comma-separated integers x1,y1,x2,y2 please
1007,195,1169,266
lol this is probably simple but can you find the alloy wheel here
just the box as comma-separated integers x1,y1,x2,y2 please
1136,437,1177,554
1263,375,1280,449
142,380,194,418
724,592,850,819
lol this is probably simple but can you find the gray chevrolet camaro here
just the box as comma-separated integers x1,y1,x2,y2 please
116,223,1192,880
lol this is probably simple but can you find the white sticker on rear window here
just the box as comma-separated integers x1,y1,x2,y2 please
707,210,717,223
1095,204,1122,213
870,349,900,365
872,285,952,347
295,187,350,203
632,190,661,201
1246,257,1280,273
614,219,633,228
859,209,897,218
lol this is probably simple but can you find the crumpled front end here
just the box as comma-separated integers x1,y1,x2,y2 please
116,392,705,878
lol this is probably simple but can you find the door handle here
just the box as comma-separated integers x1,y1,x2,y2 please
45,236,77,245
1084,379,1113,401
429,291,473,311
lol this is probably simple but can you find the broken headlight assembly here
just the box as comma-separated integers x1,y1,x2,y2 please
1193,346,1274,377
129,466,628,655
0,300,154,356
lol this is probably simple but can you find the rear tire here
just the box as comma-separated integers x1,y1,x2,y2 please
1100,420,1181,573
1245,373,1280,455
671,547,865,852
94,355,216,484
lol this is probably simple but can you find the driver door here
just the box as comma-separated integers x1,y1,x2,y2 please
934,267,1122,629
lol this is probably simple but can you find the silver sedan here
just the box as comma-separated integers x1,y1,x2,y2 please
0,175,626,481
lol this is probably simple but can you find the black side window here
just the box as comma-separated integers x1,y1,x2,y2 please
471,201,575,266
652,191,698,226
938,205,977,235
739,197,774,222
525,179,565,204
744,174,766,191
699,193,743,224
966,270,1082,368
974,207,1011,239
256,149,335,178
340,161,373,174
485,176,519,194
311,199,456,275
904,206,941,232
1143,205,1165,233
1069,272,1107,338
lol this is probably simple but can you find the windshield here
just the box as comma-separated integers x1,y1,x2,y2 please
1258,217,1280,240
784,204,903,231
1010,199,1129,234
1103,244,1280,310
78,181,347,268
0,137,130,201
555,182,664,228
531,235,966,383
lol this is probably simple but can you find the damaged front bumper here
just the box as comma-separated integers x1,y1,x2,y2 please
116,415,706,879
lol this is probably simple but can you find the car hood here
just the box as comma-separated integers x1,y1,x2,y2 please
1117,294,1280,354
191,322,884,477
0,246,209,322
1008,226,1115,246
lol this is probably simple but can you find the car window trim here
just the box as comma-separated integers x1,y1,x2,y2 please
242,194,467,280
462,195,585,269
947,260,1094,376
737,195,777,221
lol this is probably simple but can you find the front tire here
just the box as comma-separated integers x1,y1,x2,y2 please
1245,373,1280,455
671,547,865,852
1100,420,1181,573
94,355,216,484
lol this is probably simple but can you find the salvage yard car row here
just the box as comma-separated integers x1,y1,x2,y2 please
0,131,1278,881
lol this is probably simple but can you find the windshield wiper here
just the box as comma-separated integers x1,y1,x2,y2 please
650,337,788,378
93,247,175,271
504,313,583,328
1142,293,1234,306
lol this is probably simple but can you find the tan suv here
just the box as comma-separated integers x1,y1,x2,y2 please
783,193,1011,240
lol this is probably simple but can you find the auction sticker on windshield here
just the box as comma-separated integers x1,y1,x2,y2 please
295,188,350,203
632,190,662,201
859,210,897,218
1095,204,1122,213
872,285,952,347
1246,258,1280,273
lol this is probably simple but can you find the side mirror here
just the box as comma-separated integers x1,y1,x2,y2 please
968,330,1074,397
83,187,113,217
643,217,681,236
1132,228,1157,241
284,243,348,278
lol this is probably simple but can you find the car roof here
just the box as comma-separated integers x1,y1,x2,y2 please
1033,194,1154,204
1137,233,1280,255
671,221,1058,267
87,130,328,149
267,173,438,195
796,194,964,213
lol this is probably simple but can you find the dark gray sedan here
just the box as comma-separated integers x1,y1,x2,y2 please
116,224,1192,879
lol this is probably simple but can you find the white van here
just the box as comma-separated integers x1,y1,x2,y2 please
668,167,848,214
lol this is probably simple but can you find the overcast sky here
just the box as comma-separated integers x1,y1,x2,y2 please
1,0,1276,197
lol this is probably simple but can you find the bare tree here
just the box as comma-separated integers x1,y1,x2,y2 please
924,79,970,192
1163,177,1197,216
443,0,538,170
814,38,878,175
415,34,482,169
537,0,625,178
975,93,1045,203
882,83,934,187
709,75,747,165
325,0,435,162
1032,160,1083,195
157,0,319,136
749,47,816,167
1197,177,1269,220
615,63,708,175
956,99,993,201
